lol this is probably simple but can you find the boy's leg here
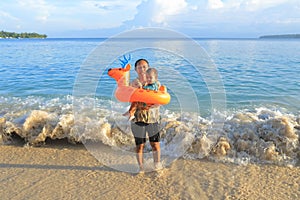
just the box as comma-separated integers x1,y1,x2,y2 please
150,141,161,163
136,143,145,170
147,122,162,169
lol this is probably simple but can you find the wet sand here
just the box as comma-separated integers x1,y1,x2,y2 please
0,141,299,200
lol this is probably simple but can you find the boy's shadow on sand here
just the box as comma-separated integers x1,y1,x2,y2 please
0,162,162,177
1,138,147,174
0,162,111,172
3,137,169,175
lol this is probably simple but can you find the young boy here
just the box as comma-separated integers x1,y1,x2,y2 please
124,68,160,120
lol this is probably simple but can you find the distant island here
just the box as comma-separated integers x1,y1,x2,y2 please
0,30,47,39
259,34,300,39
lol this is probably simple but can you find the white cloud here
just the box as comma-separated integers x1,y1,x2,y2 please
275,18,300,24
0,10,21,30
202,0,297,11
207,0,224,10
0,10,19,21
242,0,292,11
5,0,142,31
152,0,187,24
1,0,300,37
93,1,125,11
77,0,141,13
17,0,54,23
66,0,141,29
123,0,188,28
120,0,300,38
212,0,296,11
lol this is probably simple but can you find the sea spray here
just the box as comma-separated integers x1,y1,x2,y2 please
0,96,299,166
22,110,58,145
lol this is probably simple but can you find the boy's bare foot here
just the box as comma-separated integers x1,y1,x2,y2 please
154,162,163,171
138,165,144,174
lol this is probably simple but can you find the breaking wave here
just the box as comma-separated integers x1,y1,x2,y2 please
0,95,299,166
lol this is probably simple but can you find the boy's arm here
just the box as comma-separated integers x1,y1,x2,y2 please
156,81,161,88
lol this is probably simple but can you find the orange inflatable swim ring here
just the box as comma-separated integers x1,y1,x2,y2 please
108,64,171,105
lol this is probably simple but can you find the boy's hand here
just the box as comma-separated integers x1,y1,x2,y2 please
146,104,160,109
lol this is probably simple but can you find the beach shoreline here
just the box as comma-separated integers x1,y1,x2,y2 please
1,141,299,200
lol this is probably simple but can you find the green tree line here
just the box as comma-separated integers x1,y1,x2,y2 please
259,34,300,39
0,31,47,38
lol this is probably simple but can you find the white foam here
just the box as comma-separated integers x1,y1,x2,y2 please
0,96,299,166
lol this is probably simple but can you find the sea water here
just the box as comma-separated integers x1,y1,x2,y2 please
0,38,299,166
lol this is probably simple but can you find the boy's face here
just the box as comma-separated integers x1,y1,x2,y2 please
146,72,156,84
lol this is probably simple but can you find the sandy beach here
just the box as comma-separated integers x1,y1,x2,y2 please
0,140,299,200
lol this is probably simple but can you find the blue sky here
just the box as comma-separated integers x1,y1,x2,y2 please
1,0,300,38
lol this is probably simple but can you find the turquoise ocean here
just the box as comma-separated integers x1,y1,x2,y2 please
0,38,299,167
